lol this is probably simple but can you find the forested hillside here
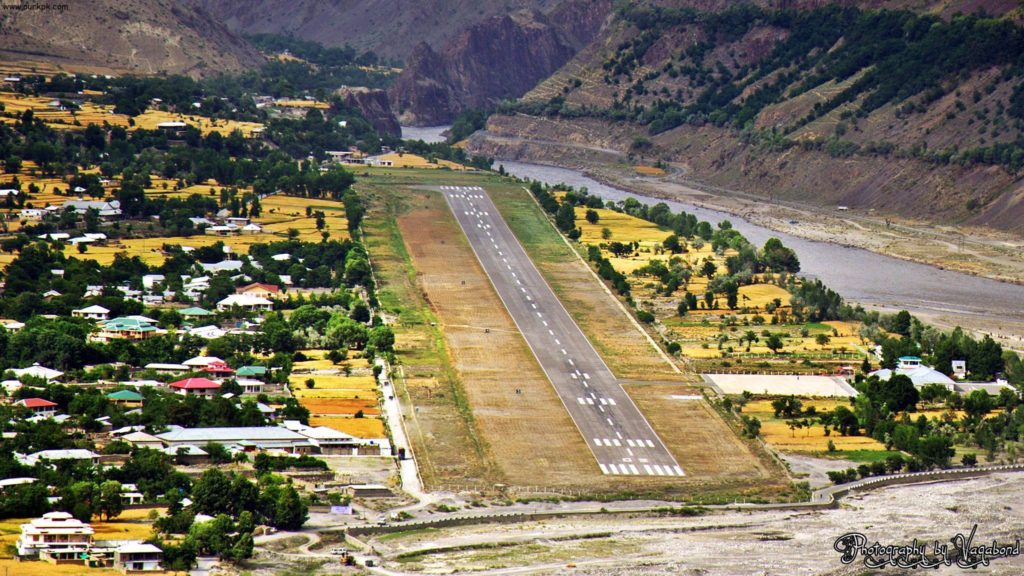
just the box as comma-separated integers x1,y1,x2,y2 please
477,1,1024,232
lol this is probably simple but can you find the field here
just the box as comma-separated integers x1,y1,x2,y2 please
569,199,872,370
706,374,857,397
372,152,469,171
0,91,262,137
308,416,386,438
291,352,383,419
742,399,888,455
59,193,348,267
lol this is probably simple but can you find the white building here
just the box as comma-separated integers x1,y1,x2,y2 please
217,293,274,312
72,304,110,321
114,542,163,572
869,356,956,389
17,449,100,467
16,512,94,560
12,363,64,381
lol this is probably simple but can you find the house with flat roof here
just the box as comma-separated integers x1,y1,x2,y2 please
114,542,163,572
16,512,94,560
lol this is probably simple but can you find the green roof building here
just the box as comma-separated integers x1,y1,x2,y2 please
178,307,213,317
107,390,144,403
236,365,268,378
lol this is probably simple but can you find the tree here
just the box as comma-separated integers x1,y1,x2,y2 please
963,389,993,418
663,234,682,253
700,259,717,279
555,202,576,233
742,330,759,351
815,333,831,346
585,209,599,224
272,485,307,530
676,299,689,316
765,334,784,354
97,480,124,521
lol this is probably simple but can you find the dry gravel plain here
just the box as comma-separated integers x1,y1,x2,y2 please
368,473,1024,575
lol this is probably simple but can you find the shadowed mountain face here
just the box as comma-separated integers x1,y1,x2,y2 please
388,2,613,125
194,0,566,62
0,0,262,77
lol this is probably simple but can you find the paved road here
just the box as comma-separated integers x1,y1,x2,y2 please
441,186,682,477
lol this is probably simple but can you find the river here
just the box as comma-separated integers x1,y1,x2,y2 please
402,127,1024,334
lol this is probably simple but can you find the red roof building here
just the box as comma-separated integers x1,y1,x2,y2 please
17,398,58,415
203,361,235,376
168,378,221,397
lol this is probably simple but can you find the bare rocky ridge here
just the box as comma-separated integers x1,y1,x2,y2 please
389,2,613,126
195,0,566,62
337,87,402,137
0,0,262,76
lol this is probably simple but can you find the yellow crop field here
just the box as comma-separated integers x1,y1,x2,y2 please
758,419,886,452
274,99,330,109
292,387,377,400
576,207,671,245
309,416,386,438
737,283,791,309
372,152,468,171
292,374,377,390
130,110,263,137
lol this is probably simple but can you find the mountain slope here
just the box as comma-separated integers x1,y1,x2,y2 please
389,1,612,125
0,0,262,76
195,0,564,62
469,1,1024,233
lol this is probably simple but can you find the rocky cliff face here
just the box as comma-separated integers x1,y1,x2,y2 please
337,88,402,137
0,0,262,76
389,3,612,126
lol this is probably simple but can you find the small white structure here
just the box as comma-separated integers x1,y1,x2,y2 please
72,304,110,321
952,360,967,380
114,542,163,572
16,512,94,559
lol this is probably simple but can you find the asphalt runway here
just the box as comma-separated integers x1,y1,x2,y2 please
441,185,683,477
